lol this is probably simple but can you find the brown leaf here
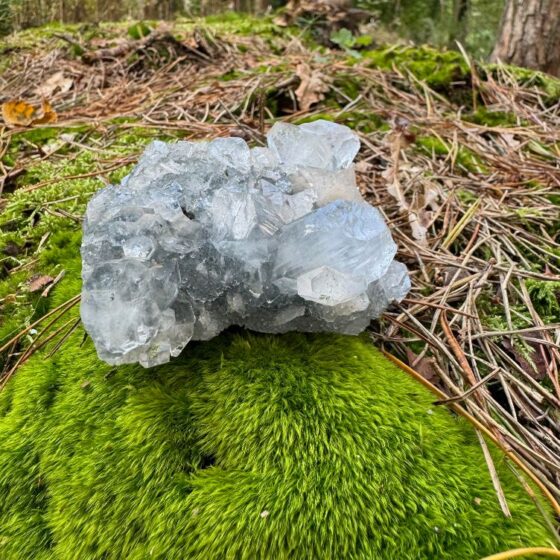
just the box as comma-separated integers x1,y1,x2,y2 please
2,241,24,257
384,116,440,246
35,71,73,97
502,338,547,382
407,183,440,246
294,62,330,112
1,99,57,127
28,275,54,293
405,348,438,383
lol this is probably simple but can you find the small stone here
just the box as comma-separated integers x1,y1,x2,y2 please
81,120,410,367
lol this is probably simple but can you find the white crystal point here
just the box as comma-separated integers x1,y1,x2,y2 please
267,120,360,170
81,120,409,367
379,261,411,303
297,266,368,306
291,166,362,206
273,200,397,284
208,137,252,174
300,120,361,169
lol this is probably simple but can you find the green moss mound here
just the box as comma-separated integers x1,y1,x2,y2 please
0,327,554,559
364,45,470,90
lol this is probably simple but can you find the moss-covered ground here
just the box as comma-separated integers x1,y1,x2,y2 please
0,319,555,558
1,14,560,558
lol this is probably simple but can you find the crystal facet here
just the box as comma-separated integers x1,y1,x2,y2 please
81,120,410,367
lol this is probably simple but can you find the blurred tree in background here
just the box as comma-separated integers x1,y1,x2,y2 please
1,0,189,31
1,0,559,75
355,0,504,57
0,0,502,43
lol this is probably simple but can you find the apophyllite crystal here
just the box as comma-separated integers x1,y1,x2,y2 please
81,120,410,367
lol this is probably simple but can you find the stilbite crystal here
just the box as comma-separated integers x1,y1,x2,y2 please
81,120,410,367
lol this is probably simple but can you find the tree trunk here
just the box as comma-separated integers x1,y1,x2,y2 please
491,0,560,77
254,0,270,13
449,0,469,46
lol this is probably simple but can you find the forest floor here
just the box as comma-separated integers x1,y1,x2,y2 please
1,13,560,514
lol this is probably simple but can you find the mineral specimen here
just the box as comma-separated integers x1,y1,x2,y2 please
81,120,410,367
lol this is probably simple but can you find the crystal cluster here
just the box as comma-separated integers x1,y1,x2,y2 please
81,120,410,367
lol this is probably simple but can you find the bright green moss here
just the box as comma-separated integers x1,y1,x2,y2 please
221,68,244,81
0,21,82,50
333,72,363,99
526,279,560,320
7,126,60,150
198,12,281,37
0,314,554,559
127,21,152,40
464,107,520,127
364,46,470,90
484,63,560,103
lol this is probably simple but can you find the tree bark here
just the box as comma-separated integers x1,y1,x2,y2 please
449,0,469,46
491,0,560,77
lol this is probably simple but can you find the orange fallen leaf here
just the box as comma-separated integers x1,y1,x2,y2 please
32,100,58,125
2,100,35,126
1,99,57,127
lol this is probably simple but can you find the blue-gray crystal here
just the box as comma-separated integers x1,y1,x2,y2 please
81,120,410,367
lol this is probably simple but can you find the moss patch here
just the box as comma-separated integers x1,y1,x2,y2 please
364,46,470,90
363,45,560,108
484,63,560,103
463,107,521,127
527,279,560,321
0,321,554,559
